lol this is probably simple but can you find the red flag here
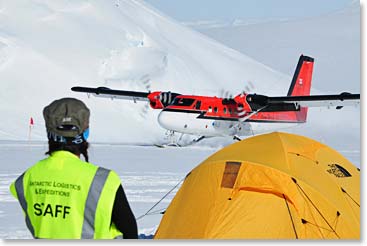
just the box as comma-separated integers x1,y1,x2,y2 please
30,117,34,126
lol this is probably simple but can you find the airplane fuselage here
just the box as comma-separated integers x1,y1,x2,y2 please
157,95,301,137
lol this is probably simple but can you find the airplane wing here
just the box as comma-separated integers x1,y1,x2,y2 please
71,86,150,102
71,86,181,109
247,93,360,110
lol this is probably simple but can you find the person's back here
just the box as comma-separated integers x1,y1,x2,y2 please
10,98,137,239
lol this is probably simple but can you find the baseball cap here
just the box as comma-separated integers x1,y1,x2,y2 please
43,98,90,138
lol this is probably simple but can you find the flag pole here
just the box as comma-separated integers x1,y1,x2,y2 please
28,117,34,142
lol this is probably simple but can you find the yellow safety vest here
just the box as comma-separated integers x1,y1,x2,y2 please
10,150,123,239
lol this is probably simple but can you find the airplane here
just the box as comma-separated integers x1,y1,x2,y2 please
71,55,360,146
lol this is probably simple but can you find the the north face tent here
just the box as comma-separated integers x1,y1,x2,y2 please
154,132,360,239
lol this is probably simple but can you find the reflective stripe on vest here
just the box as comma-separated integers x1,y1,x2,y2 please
14,167,113,239
14,172,36,238
82,167,111,239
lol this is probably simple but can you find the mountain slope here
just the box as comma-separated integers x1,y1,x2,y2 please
0,0,289,143
196,1,360,93
0,0,360,152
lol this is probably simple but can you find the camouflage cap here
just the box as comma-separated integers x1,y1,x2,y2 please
43,98,90,138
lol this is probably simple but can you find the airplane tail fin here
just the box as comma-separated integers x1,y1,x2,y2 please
287,55,314,96
287,55,314,122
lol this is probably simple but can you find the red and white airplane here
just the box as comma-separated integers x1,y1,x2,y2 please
72,55,360,145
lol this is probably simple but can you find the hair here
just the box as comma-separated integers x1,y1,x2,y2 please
46,140,90,162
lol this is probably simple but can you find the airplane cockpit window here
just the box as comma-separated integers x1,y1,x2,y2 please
172,98,195,106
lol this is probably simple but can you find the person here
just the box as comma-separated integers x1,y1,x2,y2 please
9,98,138,239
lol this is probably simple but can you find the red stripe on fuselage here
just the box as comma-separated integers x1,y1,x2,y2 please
165,95,306,123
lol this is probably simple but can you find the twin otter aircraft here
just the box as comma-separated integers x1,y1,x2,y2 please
72,55,360,146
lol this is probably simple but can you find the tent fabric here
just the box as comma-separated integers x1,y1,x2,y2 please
154,132,360,239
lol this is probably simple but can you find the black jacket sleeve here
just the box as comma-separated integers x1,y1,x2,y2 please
112,185,138,239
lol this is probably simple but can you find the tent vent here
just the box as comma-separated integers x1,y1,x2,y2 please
221,162,241,188
326,164,352,178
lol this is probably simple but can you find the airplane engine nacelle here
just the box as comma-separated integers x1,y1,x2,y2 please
147,91,181,109
148,91,164,109
233,93,252,112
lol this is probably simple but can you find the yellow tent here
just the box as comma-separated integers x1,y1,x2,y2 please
154,132,360,239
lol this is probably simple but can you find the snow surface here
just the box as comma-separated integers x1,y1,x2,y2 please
0,0,361,240
0,141,360,239
0,141,218,239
